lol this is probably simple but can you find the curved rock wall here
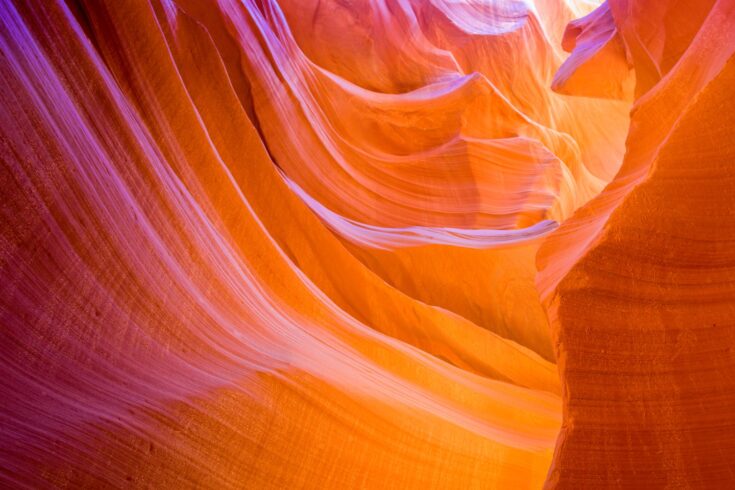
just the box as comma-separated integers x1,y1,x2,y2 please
1,0,732,488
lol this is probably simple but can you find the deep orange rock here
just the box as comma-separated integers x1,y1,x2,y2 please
539,0,735,487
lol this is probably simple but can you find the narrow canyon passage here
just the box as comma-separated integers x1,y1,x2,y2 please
1,1,733,488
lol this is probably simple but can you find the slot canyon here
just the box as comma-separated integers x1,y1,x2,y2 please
1,0,734,488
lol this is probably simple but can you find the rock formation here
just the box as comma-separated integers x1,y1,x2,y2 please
0,0,732,488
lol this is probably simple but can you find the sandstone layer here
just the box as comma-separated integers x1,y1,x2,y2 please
1,0,733,488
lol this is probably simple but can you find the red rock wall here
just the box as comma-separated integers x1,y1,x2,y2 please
539,0,735,487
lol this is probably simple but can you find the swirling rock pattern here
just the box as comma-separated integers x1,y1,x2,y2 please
0,0,732,488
